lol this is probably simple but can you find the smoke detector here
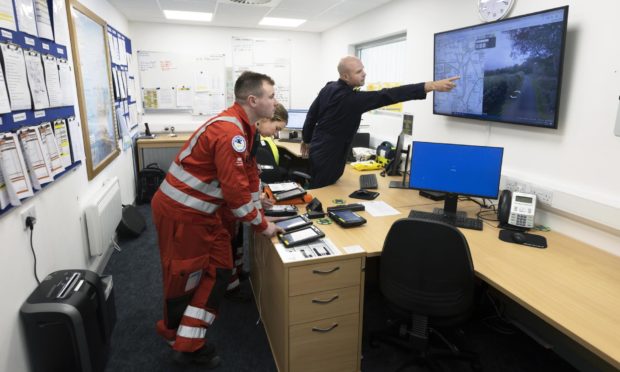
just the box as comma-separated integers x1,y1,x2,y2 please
227,0,272,4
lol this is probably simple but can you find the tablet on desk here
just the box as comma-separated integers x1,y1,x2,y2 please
264,205,298,217
278,225,325,248
328,209,367,228
274,215,312,232
273,187,307,201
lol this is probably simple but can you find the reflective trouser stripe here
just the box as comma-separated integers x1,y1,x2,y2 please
159,180,219,214
176,325,206,339
227,278,240,291
178,116,243,162
184,305,216,325
168,162,223,199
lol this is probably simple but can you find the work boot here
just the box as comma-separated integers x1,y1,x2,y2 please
172,342,221,369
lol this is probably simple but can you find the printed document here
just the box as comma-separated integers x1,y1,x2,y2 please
0,60,11,113
14,0,37,36
0,0,17,31
0,132,34,201
53,119,72,167
38,122,65,176
58,59,74,106
34,0,53,40
43,55,63,107
18,128,53,188
24,49,50,109
1,43,31,110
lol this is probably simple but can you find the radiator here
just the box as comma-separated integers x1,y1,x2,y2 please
84,177,122,256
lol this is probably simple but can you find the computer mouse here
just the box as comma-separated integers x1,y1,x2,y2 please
512,232,527,244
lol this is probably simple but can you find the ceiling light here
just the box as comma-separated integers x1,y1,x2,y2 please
259,17,306,28
163,10,213,22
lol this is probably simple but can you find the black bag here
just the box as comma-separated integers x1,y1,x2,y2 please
117,205,146,238
137,163,166,204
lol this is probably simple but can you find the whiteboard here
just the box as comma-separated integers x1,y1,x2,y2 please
232,37,291,108
137,51,226,114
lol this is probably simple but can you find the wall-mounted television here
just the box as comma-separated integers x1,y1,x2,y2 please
433,6,569,129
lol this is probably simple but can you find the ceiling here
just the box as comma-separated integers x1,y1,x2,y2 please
107,0,394,32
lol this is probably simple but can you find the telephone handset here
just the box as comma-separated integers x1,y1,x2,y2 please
498,190,537,229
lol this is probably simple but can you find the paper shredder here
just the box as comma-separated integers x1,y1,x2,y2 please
20,270,116,372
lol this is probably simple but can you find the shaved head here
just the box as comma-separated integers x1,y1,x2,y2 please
337,56,366,87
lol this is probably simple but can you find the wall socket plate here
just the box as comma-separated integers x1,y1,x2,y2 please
20,205,37,230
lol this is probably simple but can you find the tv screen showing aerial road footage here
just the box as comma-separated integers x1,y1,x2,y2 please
433,6,568,129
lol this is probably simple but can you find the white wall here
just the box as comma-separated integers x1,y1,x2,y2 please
130,22,322,132
319,0,620,254
0,1,135,371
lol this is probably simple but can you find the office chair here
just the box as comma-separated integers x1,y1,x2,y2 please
256,141,311,186
371,218,480,371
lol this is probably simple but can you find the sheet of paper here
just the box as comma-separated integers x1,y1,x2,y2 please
175,86,193,107
360,200,402,217
118,36,127,65
14,0,37,36
1,43,31,111
143,88,158,109
343,245,365,254
51,0,69,45
38,122,64,176
156,88,175,109
0,133,34,202
274,238,341,263
34,0,53,40
67,116,84,162
42,55,62,107
57,59,74,106
53,119,72,167
0,0,17,31
0,59,12,114
192,91,225,116
127,76,136,99
24,49,50,109
18,127,53,188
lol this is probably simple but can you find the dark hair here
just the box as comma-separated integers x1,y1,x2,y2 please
272,103,288,123
234,71,275,101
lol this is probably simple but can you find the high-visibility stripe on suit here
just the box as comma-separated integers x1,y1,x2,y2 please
152,103,268,353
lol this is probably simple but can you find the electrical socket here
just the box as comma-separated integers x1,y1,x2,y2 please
530,185,554,207
20,205,37,230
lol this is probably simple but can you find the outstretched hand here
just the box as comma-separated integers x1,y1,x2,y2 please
426,76,460,92
261,221,285,238
300,142,310,159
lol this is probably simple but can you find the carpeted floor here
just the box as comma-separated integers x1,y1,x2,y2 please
104,204,576,372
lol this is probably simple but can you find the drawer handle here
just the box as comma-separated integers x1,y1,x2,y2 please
312,294,339,304
312,266,340,275
312,323,338,333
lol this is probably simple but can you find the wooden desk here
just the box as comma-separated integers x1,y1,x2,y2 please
254,165,620,371
135,133,191,171
275,139,302,157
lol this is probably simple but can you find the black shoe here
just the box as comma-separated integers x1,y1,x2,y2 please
173,343,221,369
238,270,250,282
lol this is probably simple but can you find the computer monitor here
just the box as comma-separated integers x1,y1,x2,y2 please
387,133,406,176
409,141,504,216
286,109,308,130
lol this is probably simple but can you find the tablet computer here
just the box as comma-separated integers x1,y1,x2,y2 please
273,187,307,201
328,209,367,228
274,215,312,232
278,225,325,248
264,205,298,217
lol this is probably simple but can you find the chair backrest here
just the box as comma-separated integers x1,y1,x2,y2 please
256,140,287,183
380,218,475,320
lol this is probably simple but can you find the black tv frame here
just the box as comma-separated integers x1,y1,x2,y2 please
433,6,569,129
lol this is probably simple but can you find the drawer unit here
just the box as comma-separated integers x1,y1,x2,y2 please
289,286,360,325
250,234,365,372
289,313,360,372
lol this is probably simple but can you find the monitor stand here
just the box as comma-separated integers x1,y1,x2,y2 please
389,144,411,189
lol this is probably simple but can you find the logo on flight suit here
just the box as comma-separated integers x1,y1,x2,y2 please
232,135,246,153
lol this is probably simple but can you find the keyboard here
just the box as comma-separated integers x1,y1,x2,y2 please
408,209,483,231
359,174,378,189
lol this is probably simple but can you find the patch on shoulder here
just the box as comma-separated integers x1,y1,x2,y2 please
231,135,246,153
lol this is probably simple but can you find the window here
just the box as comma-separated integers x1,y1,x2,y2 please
356,34,406,112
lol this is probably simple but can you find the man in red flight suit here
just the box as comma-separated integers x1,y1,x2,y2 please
151,71,283,367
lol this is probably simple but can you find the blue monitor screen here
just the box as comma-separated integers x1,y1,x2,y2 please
286,109,308,130
409,142,504,199
433,6,568,129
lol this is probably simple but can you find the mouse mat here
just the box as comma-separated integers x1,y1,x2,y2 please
499,229,547,249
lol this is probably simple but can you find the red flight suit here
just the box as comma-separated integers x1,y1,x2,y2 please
151,103,267,352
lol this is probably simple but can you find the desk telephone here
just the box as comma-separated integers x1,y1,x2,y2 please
498,190,537,229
